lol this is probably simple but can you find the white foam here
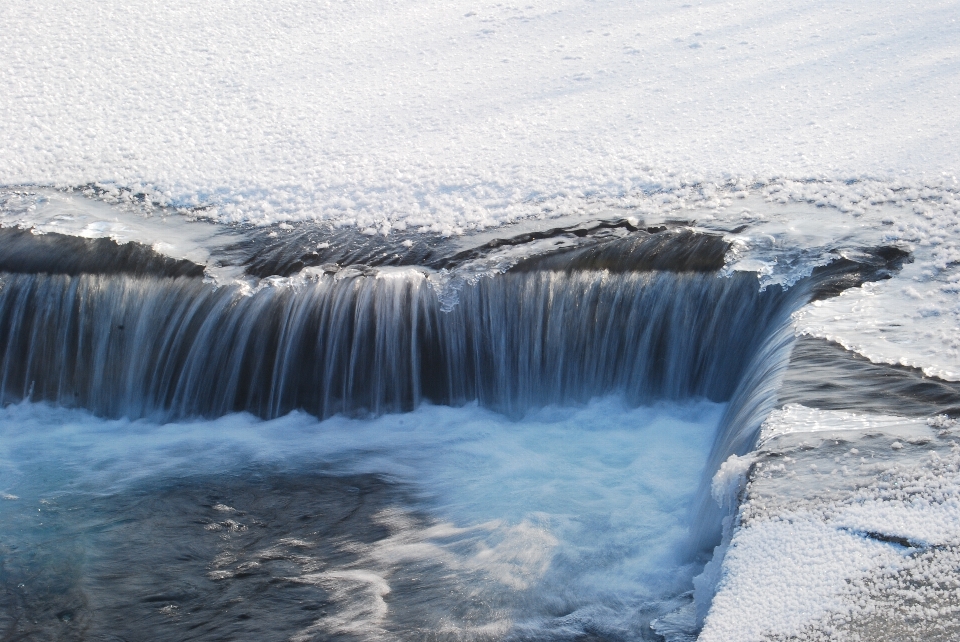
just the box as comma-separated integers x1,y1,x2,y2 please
0,396,725,635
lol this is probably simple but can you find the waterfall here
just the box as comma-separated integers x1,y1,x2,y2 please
0,267,794,422
0,224,913,640
0,231,907,560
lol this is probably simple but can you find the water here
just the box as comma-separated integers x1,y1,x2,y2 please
0,398,723,641
780,336,960,419
0,202,910,640
0,269,792,420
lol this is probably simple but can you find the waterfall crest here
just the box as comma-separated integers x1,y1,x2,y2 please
0,268,793,421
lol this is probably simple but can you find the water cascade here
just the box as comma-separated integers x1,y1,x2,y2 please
0,225,907,640
0,268,795,422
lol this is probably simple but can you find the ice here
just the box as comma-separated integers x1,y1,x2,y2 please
795,259,960,381
0,189,247,281
783,184,960,381
700,406,960,641
710,453,756,511
1,1,957,231
687,189,960,385
759,404,931,444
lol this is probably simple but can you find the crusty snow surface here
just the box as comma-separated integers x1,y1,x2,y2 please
1,0,958,231
701,408,960,642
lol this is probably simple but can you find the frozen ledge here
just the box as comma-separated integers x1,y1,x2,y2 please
700,406,960,641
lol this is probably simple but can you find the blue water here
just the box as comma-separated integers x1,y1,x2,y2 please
0,396,723,640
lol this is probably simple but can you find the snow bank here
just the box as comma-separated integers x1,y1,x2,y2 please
1,1,958,231
701,406,960,641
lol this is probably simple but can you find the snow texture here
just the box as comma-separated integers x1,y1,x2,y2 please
1,1,958,232
700,406,960,641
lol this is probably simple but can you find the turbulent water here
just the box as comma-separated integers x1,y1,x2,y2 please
0,398,726,641
0,209,916,641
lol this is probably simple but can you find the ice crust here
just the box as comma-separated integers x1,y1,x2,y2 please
1,1,958,232
700,406,960,641
5,181,960,381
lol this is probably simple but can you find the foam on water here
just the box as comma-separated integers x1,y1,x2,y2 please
0,396,724,640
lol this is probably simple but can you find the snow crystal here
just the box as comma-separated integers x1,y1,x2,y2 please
702,406,960,641
1,1,957,230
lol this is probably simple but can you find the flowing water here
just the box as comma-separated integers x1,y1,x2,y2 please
0,208,910,641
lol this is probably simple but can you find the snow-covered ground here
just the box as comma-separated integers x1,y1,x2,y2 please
1,1,958,230
700,407,960,641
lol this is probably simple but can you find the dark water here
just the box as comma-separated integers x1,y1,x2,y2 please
781,336,960,418
0,269,792,420
2,473,410,642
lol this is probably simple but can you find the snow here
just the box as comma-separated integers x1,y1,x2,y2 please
795,248,960,381
702,519,902,642
700,406,960,641
1,1,958,232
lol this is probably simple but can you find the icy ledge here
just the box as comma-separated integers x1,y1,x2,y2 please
699,405,960,642
7,177,960,382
